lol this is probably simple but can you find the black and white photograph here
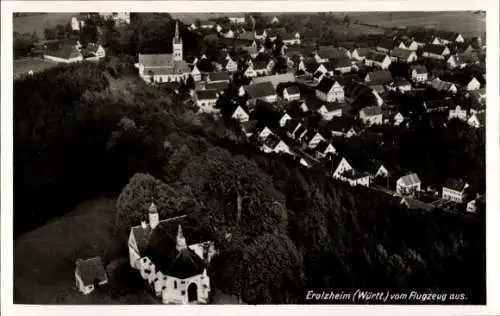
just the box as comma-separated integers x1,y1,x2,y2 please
2,0,500,315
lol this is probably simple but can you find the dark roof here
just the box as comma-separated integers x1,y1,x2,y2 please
267,27,287,38
166,247,206,279
196,89,219,100
413,33,436,43
205,81,229,92
253,60,270,70
244,82,276,98
333,74,361,86
366,51,388,63
263,133,282,148
377,38,394,50
390,47,414,59
423,44,448,55
352,47,370,57
444,178,468,191
131,225,153,254
46,44,82,60
401,198,434,211
315,141,332,153
456,52,480,64
138,54,173,67
409,65,427,74
316,46,348,59
293,125,307,139
360,106,383,117
398,173,421,186
366,70,393,85
316,77,338,93
75,257,107,286
393,76,411,86
323,102,345,112
302,57,319,73
284,85,300,95
424,98,454,110
436,30,461,42
325,57,352,70
207,71,231,82
341,168,370,180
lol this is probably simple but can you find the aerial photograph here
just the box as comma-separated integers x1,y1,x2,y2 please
13,11,486,305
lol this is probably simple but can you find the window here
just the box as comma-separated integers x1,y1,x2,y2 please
174,281,177,289
181,290,186,295
181,281,185,285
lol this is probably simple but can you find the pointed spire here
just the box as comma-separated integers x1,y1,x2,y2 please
148,202,157,213
202,268,208,278
176,224,187,251
175,21,180,40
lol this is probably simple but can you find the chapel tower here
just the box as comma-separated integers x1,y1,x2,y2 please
172,21,183,62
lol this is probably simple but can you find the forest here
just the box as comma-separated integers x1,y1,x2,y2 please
13,12,485,305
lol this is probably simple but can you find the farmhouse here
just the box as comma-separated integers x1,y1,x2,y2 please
338,169,371,187
81,43,106,60
436,31,465,45
44,44,83,63
261,134,291,154
244,82,278,107
283,85,301,101
302,131,326,149
251,73,296,90
396,173,421,196
282,32,301,46
206,71,231,83
442,178,469,203
389,48,418,63
375,38,394,53
314,46,349,63
448,105,468,121
350,47,371,61
359,106,383,125
313,141,337,159
447,52,480,69
422,44,450,60
128,204,215,304
390,77,412,93
229,16,246,24
317,102,344,121
364,70,393,85
409,65,428,83
467,112,485,128
324,57,353,74
194,90,219,113
430,78,458,94
316,77,345,103
364,51,392,69
423,98,454,112
75,257,108,295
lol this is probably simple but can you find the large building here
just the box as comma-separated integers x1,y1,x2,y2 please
135,22,191,83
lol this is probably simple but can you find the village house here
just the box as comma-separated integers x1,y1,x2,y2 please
254,29,267,40
282,32,301,46
409,65,428,83
436,31,465,45
331,157,370,187
240,120,259,138
422,44,451,60
324,57,353,74
364,70,394,85
278,112,293,127
285,120,308,141
206,71,231,83
261,133,291,154
313,141,337,159
389,77,412,93
350,47,371,61
251,72,296,90
229,16,246,24
270,16,280,24
393,112,406,126
446,52,480,69
364,51,392,69
194,90,219,114
317,102,344,121
389,48,418,63
75,257,108,295
359,106,383,125
81,43,106,61
314,46,350,63
221,55,239,73
442,178,469,203
396,173,421,196
283,85,301,101
463,76,481,91
44,44,83,64
466,194,485,213
423,98,454,113
315,77,345,103
302,131,327,149
252,59,275,76
467,112,485,128
448,105,468,121
376,38,394,53
244,82,278,107
243,64,257,78
400,197,434,211
135,23,191,83
412,33,441,46
332,157,353,178
430,78,458,94
128,204,215,304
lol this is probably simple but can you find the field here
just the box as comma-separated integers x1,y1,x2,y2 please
13,58,59,78
14,198,154,304
13,13,76,37
345,11,486,37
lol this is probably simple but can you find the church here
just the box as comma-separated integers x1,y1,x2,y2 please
135,22,192,83
128,202,216,304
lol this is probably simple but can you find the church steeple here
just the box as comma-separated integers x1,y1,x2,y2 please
172,21,183,62
176,224,187,251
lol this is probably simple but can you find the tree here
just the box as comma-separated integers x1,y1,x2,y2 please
343,14,351,25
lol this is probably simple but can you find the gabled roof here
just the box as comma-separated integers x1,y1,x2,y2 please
302,57,319,73
390,47,414,60
351,47,371,57
457,52,480,64
205,81,229,92
333,74,362,86
424,98,454,110
401,197,434,211
412,33,436,43
393,76,411,86
138,54,173,67
196,89,219,100
436,30,461,42
293,124,307,139
207,71,231,82
376,38,394,50
251,73,296,89
75,257,108,286
266,27,287,38
46,44,82,60
423,44,449,55
323,102,345,112
315,141,333,153
166,247,207,279
316,77,339,93
365,70,393,85
325,57,352,70
430,78,456,92
444,178,468,191
398,173,421,186
244,82,276,98
409,65,427,74
253,60,270,70
360,106,383,117
316,46,348,59
131,225,152,254
366,51,388,63
284,85,300,95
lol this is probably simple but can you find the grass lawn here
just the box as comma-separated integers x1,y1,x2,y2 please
13,13,76,38
14,197,153,304
13,58,59,78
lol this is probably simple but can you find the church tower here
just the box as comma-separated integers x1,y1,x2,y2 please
172,21,183,62
148,202,159,229
176,224,187,251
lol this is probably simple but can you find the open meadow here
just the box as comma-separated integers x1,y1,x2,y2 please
13,13,76,37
